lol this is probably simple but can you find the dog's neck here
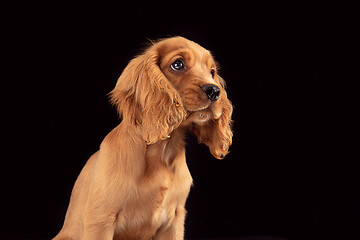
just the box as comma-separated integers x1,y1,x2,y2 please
145,126,188,172
111,120,190,175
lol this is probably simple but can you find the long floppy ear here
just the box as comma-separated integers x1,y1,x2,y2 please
191,76,233,159
109,47,186,144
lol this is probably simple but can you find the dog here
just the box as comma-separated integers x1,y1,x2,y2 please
53,36,233,240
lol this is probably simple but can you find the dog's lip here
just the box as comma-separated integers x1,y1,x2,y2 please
194,105,210,111
186,106,212,118
186,102,222,120
186,107,209,117
185,101,212,113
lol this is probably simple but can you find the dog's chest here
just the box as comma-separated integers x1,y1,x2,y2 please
115,151,192,239
152,173,191,222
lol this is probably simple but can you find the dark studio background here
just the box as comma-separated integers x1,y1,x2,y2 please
3,1,358,240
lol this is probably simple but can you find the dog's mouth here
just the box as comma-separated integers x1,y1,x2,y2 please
187,109,213,124
182,92,223,125
186,109,213,125
185,101,222,125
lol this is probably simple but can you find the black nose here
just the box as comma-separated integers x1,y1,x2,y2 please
201,84,221,101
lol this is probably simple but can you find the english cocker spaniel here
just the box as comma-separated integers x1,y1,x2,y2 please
53,36,233,240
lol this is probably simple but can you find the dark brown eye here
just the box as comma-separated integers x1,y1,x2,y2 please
210,68,216,78
170,59,185,71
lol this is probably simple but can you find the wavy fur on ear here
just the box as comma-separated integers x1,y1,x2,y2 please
191,76,233,159
109,46,186,144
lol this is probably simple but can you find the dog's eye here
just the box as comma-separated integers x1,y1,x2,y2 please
211,68,216,78
170,59,185,71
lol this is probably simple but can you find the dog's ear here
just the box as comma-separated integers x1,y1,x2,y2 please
191,76,233,159
109,47,186,144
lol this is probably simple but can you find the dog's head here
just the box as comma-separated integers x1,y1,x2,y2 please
110,37,233,159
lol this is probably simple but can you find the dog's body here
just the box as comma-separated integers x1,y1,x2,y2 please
54,37,232,240
57,123,192,240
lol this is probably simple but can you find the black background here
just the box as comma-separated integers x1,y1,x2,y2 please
3,1,358,240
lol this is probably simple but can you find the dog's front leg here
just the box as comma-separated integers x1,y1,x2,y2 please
154,206,186,240
80,185,118,240
81,206,116,240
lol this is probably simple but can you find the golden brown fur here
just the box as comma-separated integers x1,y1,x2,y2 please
53,36,233,240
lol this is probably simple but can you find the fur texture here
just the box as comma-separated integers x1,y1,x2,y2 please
53,36,233,240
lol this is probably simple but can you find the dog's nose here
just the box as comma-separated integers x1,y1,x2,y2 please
201,84,221,101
